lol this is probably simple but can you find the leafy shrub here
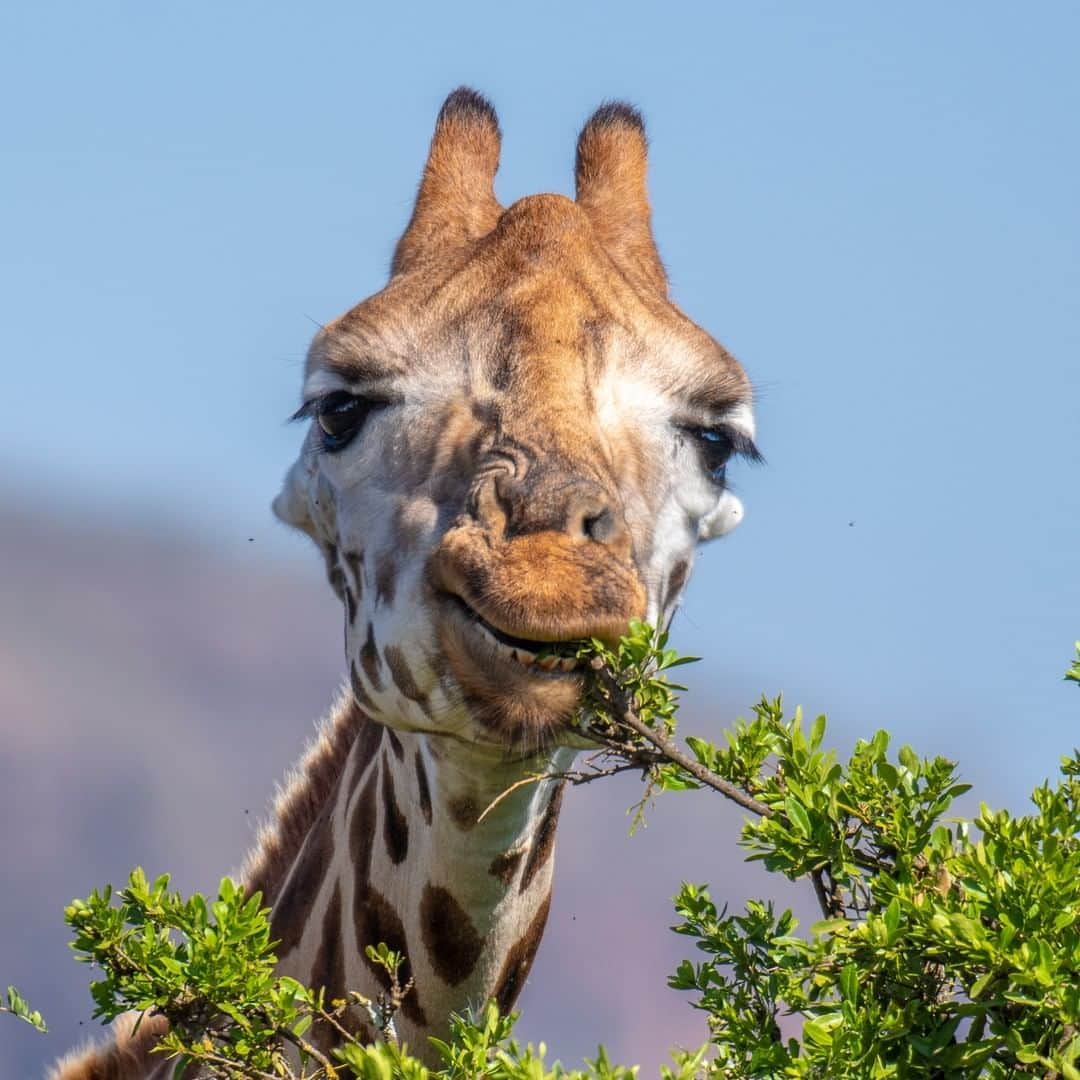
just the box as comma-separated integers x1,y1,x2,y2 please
9,630,1079,1077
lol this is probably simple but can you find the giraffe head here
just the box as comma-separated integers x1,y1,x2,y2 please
275,89,759,749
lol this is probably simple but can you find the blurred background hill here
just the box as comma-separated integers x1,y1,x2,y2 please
2,2,1078,1076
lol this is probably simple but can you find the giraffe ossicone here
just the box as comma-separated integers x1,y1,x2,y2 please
52,86,758,1079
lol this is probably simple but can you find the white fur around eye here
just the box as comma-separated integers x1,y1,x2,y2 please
698,491,744,540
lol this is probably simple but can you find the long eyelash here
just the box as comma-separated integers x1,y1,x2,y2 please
729,431,766,465
290,390,396,425
682,424,766,465
289,400,320,423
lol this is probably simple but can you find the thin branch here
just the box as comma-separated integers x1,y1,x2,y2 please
1046,1023,1077,1080
278,1026,336,1075
315,997,365,1046
476,773,551,823
476,761,655,823
614,705,772,816
810,871,832,920
169,1045,283,1080
582,664,774,819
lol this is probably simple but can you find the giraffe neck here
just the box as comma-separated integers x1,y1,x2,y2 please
267,705,573,1060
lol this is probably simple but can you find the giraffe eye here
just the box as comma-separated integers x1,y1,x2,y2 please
315,392,377,451
690,427,735,482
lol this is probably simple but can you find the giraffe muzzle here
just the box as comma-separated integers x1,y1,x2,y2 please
429,521,647,648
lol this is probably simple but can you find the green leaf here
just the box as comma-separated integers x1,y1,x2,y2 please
883,897,901,942
784,797,813,838
839,963,858,1005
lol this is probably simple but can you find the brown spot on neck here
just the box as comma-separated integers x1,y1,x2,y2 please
489,847,525,886
491,889,552,1014
349,762,380,886
310,883,346,1054
310,881,345,1004
343,715,384,817
323,542,345,602
383,645,430,715
447,793,481,830
360,623,383,691
355,887,427,1026
385,728,405,761
420,884,483,987
519,782,565,893
269,798,335,957
662,558,690,615
374,550,397,607
414,750,433,825
350,664,378,713
381,754,409,864
343,550,365,598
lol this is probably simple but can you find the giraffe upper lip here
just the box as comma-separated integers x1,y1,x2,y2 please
444,593,581,653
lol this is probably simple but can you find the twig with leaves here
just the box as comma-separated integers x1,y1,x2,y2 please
9,625,1078,1078
1,985,47,1033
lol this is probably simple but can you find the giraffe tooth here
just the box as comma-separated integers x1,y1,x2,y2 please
537,655,558,672
557,656,579,672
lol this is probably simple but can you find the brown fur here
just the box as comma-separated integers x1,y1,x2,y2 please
488,846,525,885
48,1014,170,1080
575,103,668,294
342,550,364,599
311,882,346,1004
350,662,378,711
349,760,380,884
392,88,502,276
359,623,383,691
419,884,484,986
445,792,482,830
355,888,427,1026
244,690,375,909
519,782,565,893
380,752,409,863
414,750,433,825
383,644,428,710
491,890,553,1015
269,794,336,955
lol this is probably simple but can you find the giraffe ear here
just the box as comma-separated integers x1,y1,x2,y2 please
575,103,667,295
391,87,503,276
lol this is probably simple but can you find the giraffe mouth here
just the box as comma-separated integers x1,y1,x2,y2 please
444,594,582,674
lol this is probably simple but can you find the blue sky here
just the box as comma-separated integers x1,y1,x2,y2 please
3,1,1077,825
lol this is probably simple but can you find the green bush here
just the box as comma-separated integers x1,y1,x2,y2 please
9,632,1080,1078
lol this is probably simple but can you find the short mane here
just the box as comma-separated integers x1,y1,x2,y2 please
240,686,367,905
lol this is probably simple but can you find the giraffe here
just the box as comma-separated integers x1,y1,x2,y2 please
51,87,758,1079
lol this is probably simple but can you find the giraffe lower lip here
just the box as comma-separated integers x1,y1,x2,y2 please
444,594,582,673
